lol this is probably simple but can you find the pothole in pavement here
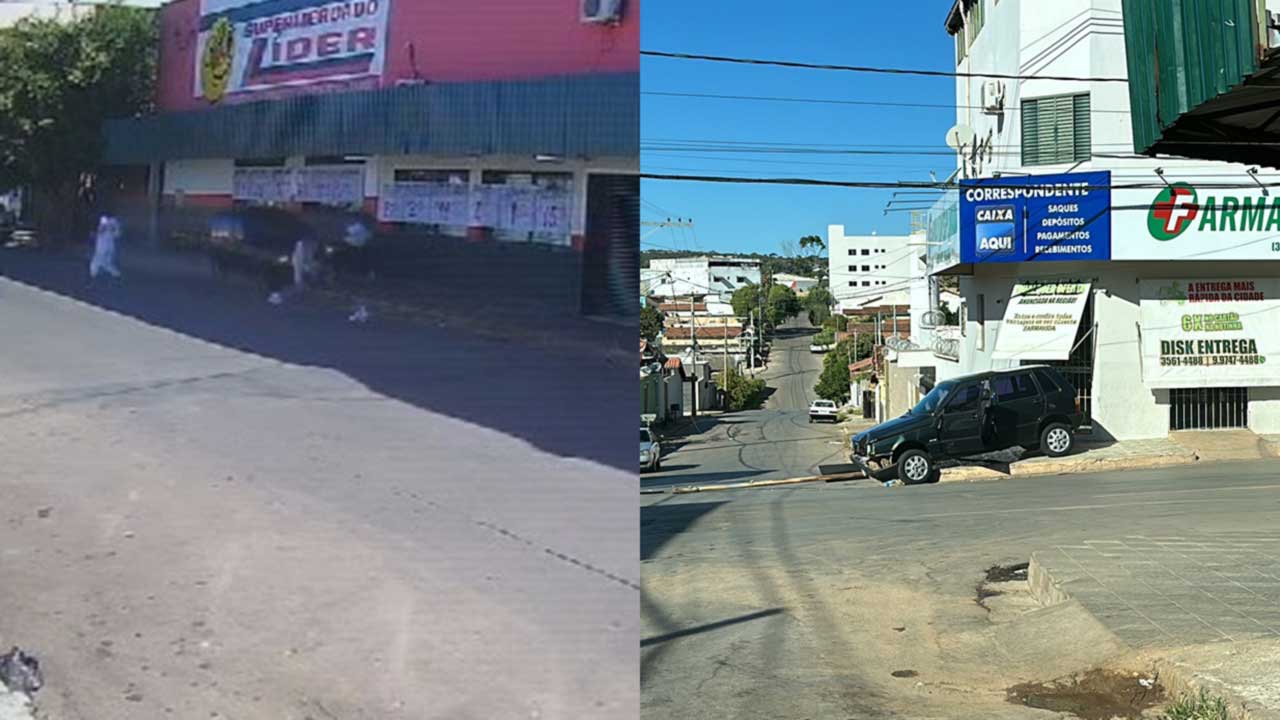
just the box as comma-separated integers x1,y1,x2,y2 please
975,562,1029,610
1007,669,1165,720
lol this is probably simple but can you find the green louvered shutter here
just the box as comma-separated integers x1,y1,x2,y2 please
1021,93,1091,166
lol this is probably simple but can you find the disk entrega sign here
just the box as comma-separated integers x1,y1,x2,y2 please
1140,280,1280,388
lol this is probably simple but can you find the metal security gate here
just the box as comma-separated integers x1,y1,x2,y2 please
1170,388,1249,431
581,174,639,317
1029,294,1095,428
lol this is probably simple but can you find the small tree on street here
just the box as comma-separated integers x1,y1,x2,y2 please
813,335,876,404
719,368,766,411
640,305,664,342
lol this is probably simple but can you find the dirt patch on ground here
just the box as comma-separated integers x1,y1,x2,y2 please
1007,669,1165,720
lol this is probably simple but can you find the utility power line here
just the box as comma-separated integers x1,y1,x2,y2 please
640,172,1280,192
642,90,1134,114
641,50,1129,83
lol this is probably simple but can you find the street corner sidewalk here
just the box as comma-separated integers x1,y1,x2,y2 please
939,436,1201,483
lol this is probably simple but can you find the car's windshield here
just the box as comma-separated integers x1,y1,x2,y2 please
910,381,954,415
814,401,833,408
641,430,652,443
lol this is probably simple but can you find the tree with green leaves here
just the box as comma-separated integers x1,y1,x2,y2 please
805,285,834,327
0,5,158,241
731,283,760,319
766,284,801,326
813,335,876,403
719,368,766,411
640,304,664,342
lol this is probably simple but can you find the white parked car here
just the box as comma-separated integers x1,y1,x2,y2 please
808,399,839,423
641,427,662,472
809,343,831,353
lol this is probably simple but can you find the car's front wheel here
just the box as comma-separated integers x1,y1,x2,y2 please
1041,422,1074,458
897,449,933,484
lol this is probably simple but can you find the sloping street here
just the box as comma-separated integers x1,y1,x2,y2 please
0,249,637,719
642,321,852,491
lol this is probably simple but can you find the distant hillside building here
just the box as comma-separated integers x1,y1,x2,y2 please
827,225,913,313
646,256,762,300
771,273,818,295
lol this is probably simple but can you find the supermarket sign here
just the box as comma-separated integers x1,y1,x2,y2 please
195,0,390,103
1113,181,1280,260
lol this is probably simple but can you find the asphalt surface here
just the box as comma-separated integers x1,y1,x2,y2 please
641,322,850,491
641,458,1280,719
0,248,637,719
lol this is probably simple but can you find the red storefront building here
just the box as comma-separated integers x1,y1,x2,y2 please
105,0,638,315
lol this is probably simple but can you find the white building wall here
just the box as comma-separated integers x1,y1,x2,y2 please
647,257,761,300
946,0,1280,437
958,261,1280,439
827,224,913,311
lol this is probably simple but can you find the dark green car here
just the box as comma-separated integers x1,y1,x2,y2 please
850,366,1083,484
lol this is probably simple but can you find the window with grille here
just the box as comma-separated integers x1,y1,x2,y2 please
1021,93,1091,166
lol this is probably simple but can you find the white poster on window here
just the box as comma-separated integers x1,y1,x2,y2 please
1139,279,1280,388
992,280,1092,361
296,167,363,206
534,189,573,235
233,168,296,203
496,187,538,233
470,185,499,227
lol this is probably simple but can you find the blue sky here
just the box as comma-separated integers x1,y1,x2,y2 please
641,0,959,256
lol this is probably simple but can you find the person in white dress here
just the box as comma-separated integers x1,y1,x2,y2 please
89,214,121,280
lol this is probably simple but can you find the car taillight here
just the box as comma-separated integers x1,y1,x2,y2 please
1075,398,1081,412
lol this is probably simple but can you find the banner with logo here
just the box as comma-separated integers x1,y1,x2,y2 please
992,280,1092,361
378,184,574,236
195,0,391,104
959,171,1111,264
1115,181,1280,260
1139,279,1280,388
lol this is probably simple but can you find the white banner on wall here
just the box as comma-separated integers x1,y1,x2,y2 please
295,167,364,206
992,280,1092,361
195,0,391,104
379,183,574,238
1139,279,1280,388
233,167,363,205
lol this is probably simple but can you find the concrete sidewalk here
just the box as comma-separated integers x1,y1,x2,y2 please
940,429,1279,483
1030,529,1280,719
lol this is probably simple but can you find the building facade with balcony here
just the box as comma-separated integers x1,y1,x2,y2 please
939,0,1280,439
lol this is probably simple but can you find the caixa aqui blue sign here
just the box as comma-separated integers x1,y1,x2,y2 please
959,171,1111,263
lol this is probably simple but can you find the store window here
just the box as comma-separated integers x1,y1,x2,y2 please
482,171,573,245
1022,93,1091,166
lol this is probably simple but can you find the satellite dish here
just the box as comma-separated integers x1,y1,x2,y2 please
945,125,976,150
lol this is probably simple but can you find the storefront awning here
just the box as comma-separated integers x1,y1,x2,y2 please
1139,279,1280,389
992,280,1091,361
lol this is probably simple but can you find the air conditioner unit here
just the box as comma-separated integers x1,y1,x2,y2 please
581,0,624,24
981,80,1006,114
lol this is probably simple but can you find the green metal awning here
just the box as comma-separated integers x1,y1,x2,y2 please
1123,0,1280,166
104,72,638,163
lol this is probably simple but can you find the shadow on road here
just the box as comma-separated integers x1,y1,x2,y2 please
640,468,771,489
641,500,724,561
641,607,785,647
0,248,634,470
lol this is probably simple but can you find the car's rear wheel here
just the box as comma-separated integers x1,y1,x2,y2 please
1041,423,1074,458
897,449,933,484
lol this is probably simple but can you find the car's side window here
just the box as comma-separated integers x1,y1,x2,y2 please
1033,368,1062,393
945,384,981,413
996,373,1038,401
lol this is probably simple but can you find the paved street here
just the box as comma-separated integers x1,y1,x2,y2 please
642,322,850,491
642,459,1280,719
0,249,637,719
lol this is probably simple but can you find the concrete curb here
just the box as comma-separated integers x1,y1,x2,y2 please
664,471,865,495
938,450,1200,483
1259,436,1280,459
1029,552,1272,720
